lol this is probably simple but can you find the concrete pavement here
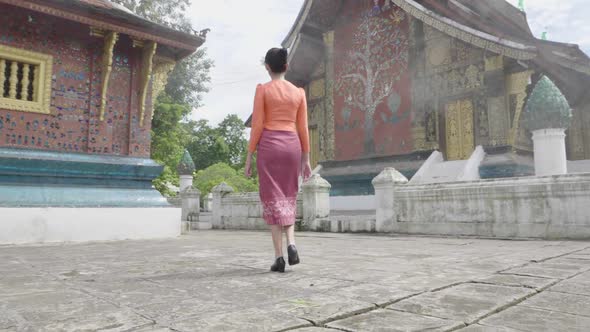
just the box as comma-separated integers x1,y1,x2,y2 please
1,231,589,331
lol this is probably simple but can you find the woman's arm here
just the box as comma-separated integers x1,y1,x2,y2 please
248,84,265,153
245,85,264,177
296,88,312,180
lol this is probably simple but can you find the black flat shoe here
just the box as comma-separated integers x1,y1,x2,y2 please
270,257,286,273
288,245,300,266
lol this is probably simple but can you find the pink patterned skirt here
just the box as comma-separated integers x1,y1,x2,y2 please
257,130,301,226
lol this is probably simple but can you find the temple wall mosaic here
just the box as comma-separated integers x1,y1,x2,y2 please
332,0,412,160
0,5,153,157
299,0,590,163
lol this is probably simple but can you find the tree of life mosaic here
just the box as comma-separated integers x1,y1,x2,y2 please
335,1,410,159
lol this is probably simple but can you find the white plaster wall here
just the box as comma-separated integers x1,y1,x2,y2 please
330,195,376,211
390,174,590,239
0,208,181,245
214,192,303,230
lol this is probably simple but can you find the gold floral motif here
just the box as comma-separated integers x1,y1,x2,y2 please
309,79,325,100
151,56,177,105
485,55,504,71
446,99,474,160
426,37,451,68
312,61,325,77
568,109,586,160
487,96,509,146
506,70,533,146
465,65,482,89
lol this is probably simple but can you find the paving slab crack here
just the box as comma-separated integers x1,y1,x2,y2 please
453,262,590,331
374,291,426,308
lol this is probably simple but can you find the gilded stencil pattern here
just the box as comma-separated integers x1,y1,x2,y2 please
446,99,474,160
309,79,326,100
506,71,532,148
487,96,509,146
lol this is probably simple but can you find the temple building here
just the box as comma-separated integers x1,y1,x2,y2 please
0,0,205,243
249,0,590,196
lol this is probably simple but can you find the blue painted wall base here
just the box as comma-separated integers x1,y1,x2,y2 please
0,148,169,207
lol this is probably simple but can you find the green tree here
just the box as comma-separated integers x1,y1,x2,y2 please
110,0,192,31
184,120,229,171
110,0,214,195
217,114,247,167
150,95,191,195
166,49,213,109
193,163,258,199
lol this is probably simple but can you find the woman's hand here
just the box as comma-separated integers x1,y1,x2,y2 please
302,161,312,181
244,153,253,178
301,153,312,181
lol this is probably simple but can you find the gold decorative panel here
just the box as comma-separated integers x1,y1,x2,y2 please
309,78,325,100
312,61,325,77
506,70,532,146
152,56,177,105
426,38,451,68
309,127,320,168
485,55,504,71
445,99,474,160
487,96,509,146
0,44,53,114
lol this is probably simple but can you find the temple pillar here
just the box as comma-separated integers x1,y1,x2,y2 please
532,128,568,176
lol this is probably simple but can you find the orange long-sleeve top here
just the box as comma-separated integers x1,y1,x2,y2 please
248,80,310,153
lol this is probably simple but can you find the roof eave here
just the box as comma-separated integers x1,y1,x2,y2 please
1,0,205,56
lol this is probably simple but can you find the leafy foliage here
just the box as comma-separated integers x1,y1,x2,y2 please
217,114,248,167
110,0,193,32
166,49,214,109
193,163,258,199
150,95,191,195
110,0,254,197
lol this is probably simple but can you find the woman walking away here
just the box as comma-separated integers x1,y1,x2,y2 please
245,47,312,273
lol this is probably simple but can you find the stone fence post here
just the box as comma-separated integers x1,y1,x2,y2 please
301,174,331,231
211,182,234,229
203,193,213,212
372,168,408,233
180,187,200,233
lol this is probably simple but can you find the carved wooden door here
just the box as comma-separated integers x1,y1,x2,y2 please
445,99,474,160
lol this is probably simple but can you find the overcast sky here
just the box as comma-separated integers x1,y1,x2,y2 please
187,0,590,126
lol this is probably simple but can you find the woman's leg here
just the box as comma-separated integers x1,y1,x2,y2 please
270,224,284,258
284,225,295,246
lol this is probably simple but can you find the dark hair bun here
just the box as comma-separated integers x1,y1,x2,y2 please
265,47,288,73
279,48,288,59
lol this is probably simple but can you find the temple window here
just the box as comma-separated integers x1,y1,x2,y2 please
0,45,53,114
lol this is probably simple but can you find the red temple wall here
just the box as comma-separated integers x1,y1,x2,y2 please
0,5,152,157
333,0,412,160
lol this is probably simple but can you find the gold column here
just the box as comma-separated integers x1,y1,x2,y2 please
139,41,157,127
21,64,30,101
9,61,18,99
0,59,5,95
99,31,119,121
